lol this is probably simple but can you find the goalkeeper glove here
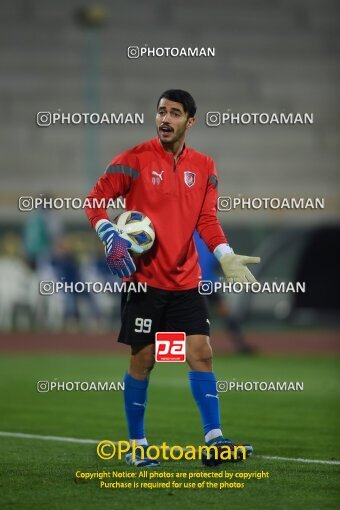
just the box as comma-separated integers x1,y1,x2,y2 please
219,252,261,284
96,220,142,278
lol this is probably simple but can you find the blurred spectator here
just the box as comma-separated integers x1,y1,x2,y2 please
41,235,101,331
0,234,38,330
22,196,63,269
194,230,254,354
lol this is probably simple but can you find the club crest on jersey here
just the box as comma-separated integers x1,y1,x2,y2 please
151,170,164,185
184,171,196,188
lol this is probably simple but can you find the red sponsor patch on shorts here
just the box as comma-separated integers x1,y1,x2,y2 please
155,332,186,362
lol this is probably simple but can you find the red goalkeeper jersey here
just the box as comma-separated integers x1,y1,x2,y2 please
85,137,227,290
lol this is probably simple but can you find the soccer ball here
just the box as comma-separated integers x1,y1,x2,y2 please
112,211,155,254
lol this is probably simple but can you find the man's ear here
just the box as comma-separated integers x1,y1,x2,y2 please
186,116,196,130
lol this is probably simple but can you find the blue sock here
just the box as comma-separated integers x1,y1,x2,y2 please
189,371,222,442
123,373,149,443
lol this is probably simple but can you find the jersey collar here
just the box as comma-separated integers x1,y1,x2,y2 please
152,137,188,161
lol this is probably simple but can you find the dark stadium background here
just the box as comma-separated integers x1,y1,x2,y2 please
0,2,339,509
0,0,339,344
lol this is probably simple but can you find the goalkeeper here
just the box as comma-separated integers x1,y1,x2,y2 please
85,89,260,467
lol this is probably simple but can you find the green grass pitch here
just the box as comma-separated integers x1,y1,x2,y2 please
0,353,339,509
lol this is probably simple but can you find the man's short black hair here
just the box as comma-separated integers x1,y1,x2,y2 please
157,89,197,117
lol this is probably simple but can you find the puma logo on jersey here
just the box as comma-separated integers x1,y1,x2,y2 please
151,170,164,185
152,170,164,180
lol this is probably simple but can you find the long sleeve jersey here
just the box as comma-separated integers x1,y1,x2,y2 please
85,137,227,290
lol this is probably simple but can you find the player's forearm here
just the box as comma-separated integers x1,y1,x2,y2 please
196,168,228,251
84,193,110,229
85,208,110,230
84,174,120,229
196,218,228,253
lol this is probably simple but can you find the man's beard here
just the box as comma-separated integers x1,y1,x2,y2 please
158,126,185,144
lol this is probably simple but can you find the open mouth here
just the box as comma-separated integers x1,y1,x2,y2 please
160,125,173,133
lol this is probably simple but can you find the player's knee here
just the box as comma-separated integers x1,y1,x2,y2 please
131,344,155,373
141,352,155,373
187,344,213,365
192,353,213,365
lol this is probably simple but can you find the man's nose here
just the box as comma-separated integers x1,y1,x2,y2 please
162,112,171,123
